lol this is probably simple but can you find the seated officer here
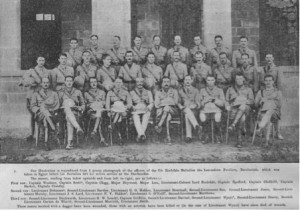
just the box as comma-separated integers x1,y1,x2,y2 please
130,78,154,143
190,51,212,90
58,76,85,150
141,52,163,94
19,56,51,142
255,75,282,146
199,74,225,144
226,73,254,148
215,52,234,93
164,51,188,89
178,75,202,143
106,78,132,145
154,77,179,144
84,77,108,146
74,50,97,92
96,54,117,91
118,51,142,91
30,77,61,151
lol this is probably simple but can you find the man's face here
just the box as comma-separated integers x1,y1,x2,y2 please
174,36,181,45
90,78,97,89
70,40,78,49
265,77,274,88
136,79,144,89
265,54,274,65
215,37,222,47
113,37,120,47
241,55,249,65
235,75,244,86
91,36,98,46
195,53,203,63
147,54,155,64
206,77,215,87
162,78,170,88
37,57,45,67
82,52,91,63
219,54,227,65
103,56,112,66
134,37,141,47
59,55,67,65
194,36,201,46
65,78,74,88
125,52,133,62
114,79,123,89
173,52,180,61
240,38,248,48
184,76,192,86
153,37,161,46
41,78,49,89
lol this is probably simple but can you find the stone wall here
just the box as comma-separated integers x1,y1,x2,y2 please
231,0,260,64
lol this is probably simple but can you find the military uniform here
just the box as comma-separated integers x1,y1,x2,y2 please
107,47,127,74
84,88,106,117
74,63,97,92
141,63,163,92
86,46,106,67
209,46,231,70
96,66,117,91
232,47,258,68
190,44,210,65
164,62,188,88
155,88,179,118
149,45,167,70
66,48,83,70
51,65,74,91
178,86,201,139
167,46,189,64
259,64,283,90
130,46,148,65
235,65,259,93
130,87,154,139
214,64,234,92
118,63,142,91
190,63,212,90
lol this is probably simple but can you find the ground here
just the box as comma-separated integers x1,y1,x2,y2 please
0,126,298,163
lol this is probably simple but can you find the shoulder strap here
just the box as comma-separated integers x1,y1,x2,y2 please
101,66,115,81
111,48,123,63
215,67,230,82
123,65,136,81
261,89,264,97
132,48,143,60
144,65,159,82
66,51,76,64
33,68,43,81
87,90,97,99
170,63,180,80
58,66,67,78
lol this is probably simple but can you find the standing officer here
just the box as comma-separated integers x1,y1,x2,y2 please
142,52,163,94
209,35,231,70
19,56,51,142
190,51,212,90
96,54,118,91
190,35,210,65
199,75,225,144
232,36,258,68
154,77,179,144
130,35,148,66
106,36,127,75
130,78,154,143
178,75,202,143
164,51,188,89
86,34,106,67
226,73,254,148
118,51,142,91
51,53,74,91
149,35,167,70
167,35,189,65
66,37,83,70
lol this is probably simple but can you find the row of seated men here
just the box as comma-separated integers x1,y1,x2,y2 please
19,49,283,151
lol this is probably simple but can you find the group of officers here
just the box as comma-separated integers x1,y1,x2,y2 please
19,34,284,151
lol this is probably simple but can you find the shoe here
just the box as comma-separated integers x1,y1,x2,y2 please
235,143,242,148
44,142,51,151
90,131,97,141
155,125,162,133
185,137,192,143
201,135,209,144
216,136,221,144
26,135,34,142
195,125,202,139
228,124,235,131
100,140,109,147
65,144,72,150
256,127,262,137
165,136,172,145
277,133,284,140
77,129,84,140
140,135,146,142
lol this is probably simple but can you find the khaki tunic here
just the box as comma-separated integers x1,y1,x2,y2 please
214,64,234,91
86,46,106,66
155,88,179,117
119,63,142,91
141,63,163,90
164,62,188,88
75,63,97,91
190,63,212,90
178,86,201,110
259,64,283,91
167,46,189,64
130,88,154,110
84,88,106,116
51,65,74,91
190,44,210,64
66,48,83,69
58,87,86,112
235,65,259,93
105,88,132,110
130,46,148,65
199,86,225,113
209,46,231,70
107,47,127,66
149,45,167,70
232,47,258,68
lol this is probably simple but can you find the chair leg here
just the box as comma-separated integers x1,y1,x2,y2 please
35,122,39,147
85,118,92,142
45,126,48,143
211,119,214,144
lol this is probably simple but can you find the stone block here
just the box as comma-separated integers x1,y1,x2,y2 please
0,93,8,103
8,93,26,103
242,20,259,28
232,19,242,27
237,28,247,35
250,28,259,36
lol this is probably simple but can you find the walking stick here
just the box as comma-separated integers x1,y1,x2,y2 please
225,109,230,144
109,109,113,146
211,118,214,144
252,106,262,145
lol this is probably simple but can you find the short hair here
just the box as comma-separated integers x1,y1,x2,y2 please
162,76,170,81
194,35,201,39
184,75,192,80
89,77,97,82
146,52,155,58
134,35,142,40
265,53,273,57
115,77,123,83
174,35,181,39
240,35,248,41
264,74,274,81
59,53,67,58
219,52,227,57
153,35,161,40
195,51,204,57
41,77,49,82
214,35,223,40
82,50,91,55
102,53,111,60
173,50,181,55
114,35,121,40
206,74,215,80
235,72,245,78
36,55,45,60
70,37,78,42
90,34,98,39
65,76,74,81
125,50,133,56
241,53,250,58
